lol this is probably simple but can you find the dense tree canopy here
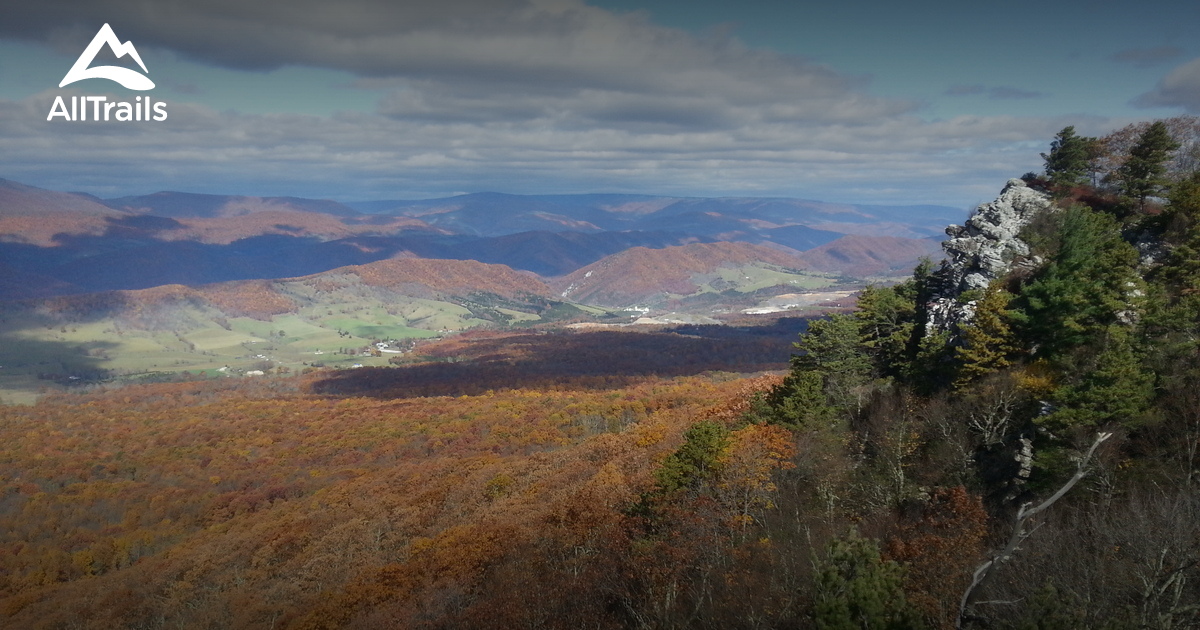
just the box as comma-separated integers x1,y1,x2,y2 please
5,118,1200,630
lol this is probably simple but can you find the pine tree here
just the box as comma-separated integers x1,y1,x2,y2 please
1011,205,1140,361
768,315,871,428
1114,121,1181,212
1146,171,1200,348
1042,126,1097,193
856,282,920,380
813,530,923,630
1042,325,1154,430
654,420,730,494
955,284,1019,387
792,314,872,377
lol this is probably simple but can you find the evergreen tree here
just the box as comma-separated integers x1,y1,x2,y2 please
768,314,871,428
1042,126,1097,193
954,284,1019,387
1042,325,1154,431
1145,171,1200,351
1114,121,1181,212
792,314,872,377
813,530,923,630
856,282,920,380
764,369,834,429
654,420,730,494
1011,205,1140,361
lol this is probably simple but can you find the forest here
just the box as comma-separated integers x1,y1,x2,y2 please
1,115,1200,629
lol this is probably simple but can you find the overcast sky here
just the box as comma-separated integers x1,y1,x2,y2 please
0,0,1197,208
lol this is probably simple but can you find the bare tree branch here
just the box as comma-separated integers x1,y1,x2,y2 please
957,431,1113,629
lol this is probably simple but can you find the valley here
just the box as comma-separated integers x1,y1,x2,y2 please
0,178,939,403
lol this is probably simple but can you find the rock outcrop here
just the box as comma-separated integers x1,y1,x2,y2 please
927,178,1052,332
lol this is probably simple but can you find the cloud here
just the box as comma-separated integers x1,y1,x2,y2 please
0,1,1103,206
946,85,1045,100
987,87,1045,100
1,88,1084,206
4,0,922,142
1134,58,1200,113
1110,46,1183,68
2,1,904,117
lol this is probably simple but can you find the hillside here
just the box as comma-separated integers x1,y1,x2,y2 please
0,179,959,302
0,372,791,629
796,234,945,277
0,178,131,246
313,257,552,298
0,257,582,402
551,241,843,309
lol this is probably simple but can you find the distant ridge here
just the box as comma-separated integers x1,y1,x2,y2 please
104,191,362,218
797,235,944,277
553,241,808,306
34,257,555,327
346,192,961,240
0,178,130,246
0,177,952,302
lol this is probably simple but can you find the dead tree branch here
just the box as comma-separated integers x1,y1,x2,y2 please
956,431,1113,629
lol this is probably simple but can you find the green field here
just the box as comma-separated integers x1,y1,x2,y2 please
711,265,838,293
0,264,843,404
0,291,599,404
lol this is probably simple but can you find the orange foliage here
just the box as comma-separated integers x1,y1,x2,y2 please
335,258,551,298
885,486,989,629
0,371,771,628
198,280,297,318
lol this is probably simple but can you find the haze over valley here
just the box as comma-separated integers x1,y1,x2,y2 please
0,176,950,403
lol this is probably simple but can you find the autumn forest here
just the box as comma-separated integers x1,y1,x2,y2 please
3,116,1200,629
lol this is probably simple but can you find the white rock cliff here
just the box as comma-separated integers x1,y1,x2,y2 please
927,178,1052,332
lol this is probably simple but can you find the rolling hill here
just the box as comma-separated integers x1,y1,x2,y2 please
553,241,832,307
796,234,945,277
0,179,955,303
0,257,589,402
349,192,961,240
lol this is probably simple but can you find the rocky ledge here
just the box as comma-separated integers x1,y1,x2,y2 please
927,178,1051,333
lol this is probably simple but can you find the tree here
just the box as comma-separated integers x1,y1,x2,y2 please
1042,126,1099,193
1114,121,1182,212
765,369,837,429
767,314,872,427
1011,205,1140,361
856,282,920,380
654,420,730,494
1041,326,1155,431
1098,115,1200,184
954,284,1019,387
814,530,923,630
716,423,795,535
958,433,1112,629
1150,171,1200,343
793,315,872,377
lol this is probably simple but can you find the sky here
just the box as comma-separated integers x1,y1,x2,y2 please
0,0,1197,209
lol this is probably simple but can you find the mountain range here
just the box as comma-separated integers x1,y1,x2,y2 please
0,176,952,402
0,178,952,301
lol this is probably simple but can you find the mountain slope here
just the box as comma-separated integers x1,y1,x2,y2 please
553,241,817,306
797,235,944,277
103,191,362,218
0,178,131,246
351,192,961,240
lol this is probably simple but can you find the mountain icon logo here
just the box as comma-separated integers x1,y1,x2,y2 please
59,23,155,91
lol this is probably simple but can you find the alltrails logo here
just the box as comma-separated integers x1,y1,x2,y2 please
47,24,168,122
